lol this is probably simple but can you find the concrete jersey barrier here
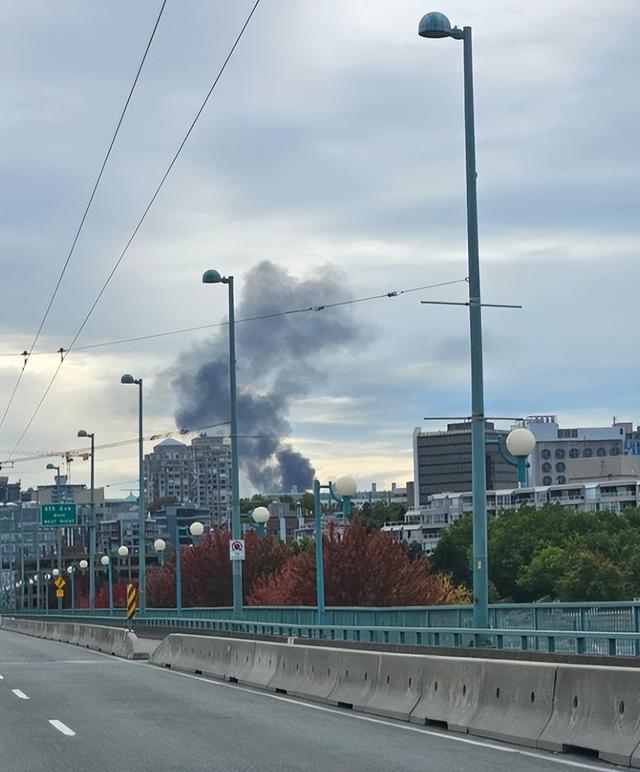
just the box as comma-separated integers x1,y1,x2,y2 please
0,616,147,660
359,652,425,721
539,664,640,766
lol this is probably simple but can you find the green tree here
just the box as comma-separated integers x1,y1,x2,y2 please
556,547,626,601
431,515,472,587
299,492,314,514
516,546,566,600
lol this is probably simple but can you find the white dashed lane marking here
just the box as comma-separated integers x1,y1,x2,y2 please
49,720,76,737
11,689,29,700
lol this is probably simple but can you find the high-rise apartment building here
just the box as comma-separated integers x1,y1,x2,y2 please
191,435,231,521
144,434,232,523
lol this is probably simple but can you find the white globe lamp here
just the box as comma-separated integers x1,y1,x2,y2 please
251,506,270,525
506,428,536,457
333,475,357,498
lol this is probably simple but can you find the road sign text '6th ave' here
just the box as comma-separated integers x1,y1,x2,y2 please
41,503,77,526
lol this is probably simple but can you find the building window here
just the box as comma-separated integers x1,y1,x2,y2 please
542,462,552,473
555,448,565,460
569,448,579,459
609,447,620,456
596,447,606,457
541,449,551,460
542,476,552,486
583,448,593,458
556,475,566,485
556,462,566,473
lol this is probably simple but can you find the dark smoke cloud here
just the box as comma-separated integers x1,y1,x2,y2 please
171,261,365,492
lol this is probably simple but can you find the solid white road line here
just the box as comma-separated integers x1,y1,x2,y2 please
11,689,29,700
49,720,76,737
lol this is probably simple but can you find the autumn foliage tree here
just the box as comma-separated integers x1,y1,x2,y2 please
146,528,291,607
248,517,469,606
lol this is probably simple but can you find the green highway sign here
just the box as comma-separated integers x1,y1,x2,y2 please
41,503,77,527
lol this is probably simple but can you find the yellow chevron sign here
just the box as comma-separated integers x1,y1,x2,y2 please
127,583,138,620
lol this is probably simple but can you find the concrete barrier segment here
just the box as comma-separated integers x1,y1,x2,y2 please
409,655,481,733
539,664,640,767
465,659,556,748
360,653,425,721
327,650,381,710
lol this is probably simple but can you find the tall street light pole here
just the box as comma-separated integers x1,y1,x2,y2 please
77,430,96,612
202,269,242,617
419,11,488,629
120,374,146,612
46,463,63,611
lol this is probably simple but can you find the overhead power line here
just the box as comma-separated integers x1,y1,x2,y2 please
0,277,467,358
0,421,230,467
0,0,168,436
5,0,262,461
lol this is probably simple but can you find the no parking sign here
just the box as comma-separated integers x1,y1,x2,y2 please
229,539,245,561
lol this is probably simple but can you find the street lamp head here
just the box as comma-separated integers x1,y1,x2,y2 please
79,559,88,570
66,565,75,575
153,538,166,552
52,568,60,577
117,545,129,558
418,11,454,38
77,429,89,438
202,269,223,284
100,556,110,566
251,506,270,525
45,573,52,580
333,475,358,498
189,521,204,537
46,463,56,470
506,427,536,458
120,373,136,385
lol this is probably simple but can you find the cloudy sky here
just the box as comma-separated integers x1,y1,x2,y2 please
0,0,638,496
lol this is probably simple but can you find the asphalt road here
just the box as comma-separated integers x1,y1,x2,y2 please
0,629,626,772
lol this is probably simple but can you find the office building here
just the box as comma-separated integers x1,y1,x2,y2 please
412,422,518,505
523,416,627,486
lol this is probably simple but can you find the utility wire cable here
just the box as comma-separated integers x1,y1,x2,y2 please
6,0,262,460
0,277,467,357
0,0,168,435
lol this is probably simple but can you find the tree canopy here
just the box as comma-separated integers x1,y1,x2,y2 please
432,504,640,602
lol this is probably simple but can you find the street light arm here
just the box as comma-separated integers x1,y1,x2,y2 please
486,435,518,469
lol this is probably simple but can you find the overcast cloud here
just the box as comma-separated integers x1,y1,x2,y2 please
0,0,638,495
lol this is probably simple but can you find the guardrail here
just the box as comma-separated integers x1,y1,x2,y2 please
8,611,640,657
7,600,640,635
134,616,640,657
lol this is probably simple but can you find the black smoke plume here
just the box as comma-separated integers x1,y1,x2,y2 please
171,261,364,492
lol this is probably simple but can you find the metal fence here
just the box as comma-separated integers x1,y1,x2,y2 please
7,601,640,657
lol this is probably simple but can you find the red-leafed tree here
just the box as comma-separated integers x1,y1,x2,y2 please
93,579,129,608
146,528,291,607
248,517,470,606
